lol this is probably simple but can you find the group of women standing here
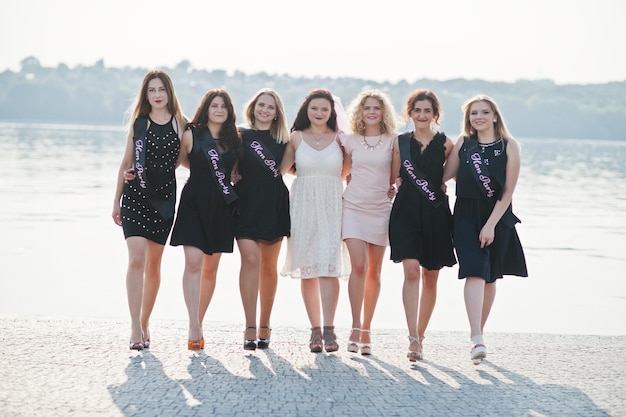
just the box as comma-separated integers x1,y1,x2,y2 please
112,70,527,364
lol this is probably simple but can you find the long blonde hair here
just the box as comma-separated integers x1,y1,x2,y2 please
244,88,290,144
461,95,514,140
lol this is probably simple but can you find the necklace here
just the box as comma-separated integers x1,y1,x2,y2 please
311,131,328,148
479,137,503,154
361,135,383,151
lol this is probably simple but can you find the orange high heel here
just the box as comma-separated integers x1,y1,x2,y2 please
188,339,204,350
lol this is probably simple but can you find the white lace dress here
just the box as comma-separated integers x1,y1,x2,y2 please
281,135,350,279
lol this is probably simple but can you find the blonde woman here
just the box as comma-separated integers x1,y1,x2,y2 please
443,95,527,364
235,88,291,350
340,90,398,355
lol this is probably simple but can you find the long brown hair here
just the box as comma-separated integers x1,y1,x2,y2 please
127,70,185,130
190,89,241,155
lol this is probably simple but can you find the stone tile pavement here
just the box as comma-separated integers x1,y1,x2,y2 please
0,316,624,416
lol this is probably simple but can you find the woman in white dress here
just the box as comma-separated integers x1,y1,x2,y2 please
340,90,398,355
280,89,349,353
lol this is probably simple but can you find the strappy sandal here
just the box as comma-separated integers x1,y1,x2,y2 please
407,336,423,362
360,329,372,356
129,341,144,351
323,326,339,353
257,326,272,349
347,328,361,353
470,335,486,364
188,339,204,350
309,327,323,353
243,326,257,351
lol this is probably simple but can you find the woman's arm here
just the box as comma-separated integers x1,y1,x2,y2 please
280,131,298,175
442,135,462,183
112,130,134,226
479,138,522,248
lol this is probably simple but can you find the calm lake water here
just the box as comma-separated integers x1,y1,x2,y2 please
1,122,625,336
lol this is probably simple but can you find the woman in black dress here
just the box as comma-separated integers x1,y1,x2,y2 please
170,89,241,350
235,88,291,350
112,70,186,350
388,89,456,361
443,94,528,364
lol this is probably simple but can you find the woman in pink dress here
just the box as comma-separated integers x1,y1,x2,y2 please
340,90,398,355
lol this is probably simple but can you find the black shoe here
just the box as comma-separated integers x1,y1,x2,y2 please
243,326,257,350
257,326,271,349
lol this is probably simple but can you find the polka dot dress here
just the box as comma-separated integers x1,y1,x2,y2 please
121,116,180,245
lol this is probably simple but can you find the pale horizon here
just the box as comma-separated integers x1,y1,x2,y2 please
2,0,625,86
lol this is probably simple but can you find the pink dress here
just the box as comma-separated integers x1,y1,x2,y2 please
340,133,394,246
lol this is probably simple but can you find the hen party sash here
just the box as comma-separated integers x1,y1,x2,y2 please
462,136,496,199
198,129,238,204
132,117,175,219
398,133,444,207
242,129,280,178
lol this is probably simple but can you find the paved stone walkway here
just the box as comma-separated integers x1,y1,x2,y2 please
0,316,624,416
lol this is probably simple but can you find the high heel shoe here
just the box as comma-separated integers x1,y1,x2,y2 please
257,326,272,349
243,326,257,350
309,327,323,353
347,328,360,353
188,338,204,350
129,341,144,351
407,336,423,362
323,326,339,353
360,329,372,356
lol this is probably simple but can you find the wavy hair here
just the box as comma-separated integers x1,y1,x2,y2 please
347,89,398,135
244,88,290,144
291,89,338,132
404,89,443,127
190,89,241,155
461,95,514,140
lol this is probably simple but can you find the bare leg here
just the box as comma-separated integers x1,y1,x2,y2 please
481,282,497,332
319,277,340,327
125,236,148,344
141,240,165,341
361,244,385,345
182,246,204,341
417,268,440,338
237,239,261,332
301,278,321,328
346,238,367,341
464,277,486,337
259,240,282,339
199,253,221,327
402,259,421,338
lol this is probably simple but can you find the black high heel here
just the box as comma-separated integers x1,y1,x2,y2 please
257,326,272,349
243,326,257,350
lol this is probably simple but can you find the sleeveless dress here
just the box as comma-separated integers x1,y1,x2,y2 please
453,136,528,282
280,135,350,279
234,128,290,243
388,132,457,270
170,127,237,255
121,116,180,245
340,133,394,246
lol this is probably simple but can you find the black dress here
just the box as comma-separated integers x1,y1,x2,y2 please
453,136,528,282
388,132,457,270
170,127,237,255
234,128,290,243
121,116,180,245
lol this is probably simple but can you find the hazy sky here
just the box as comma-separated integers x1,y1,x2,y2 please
2,0,624,85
